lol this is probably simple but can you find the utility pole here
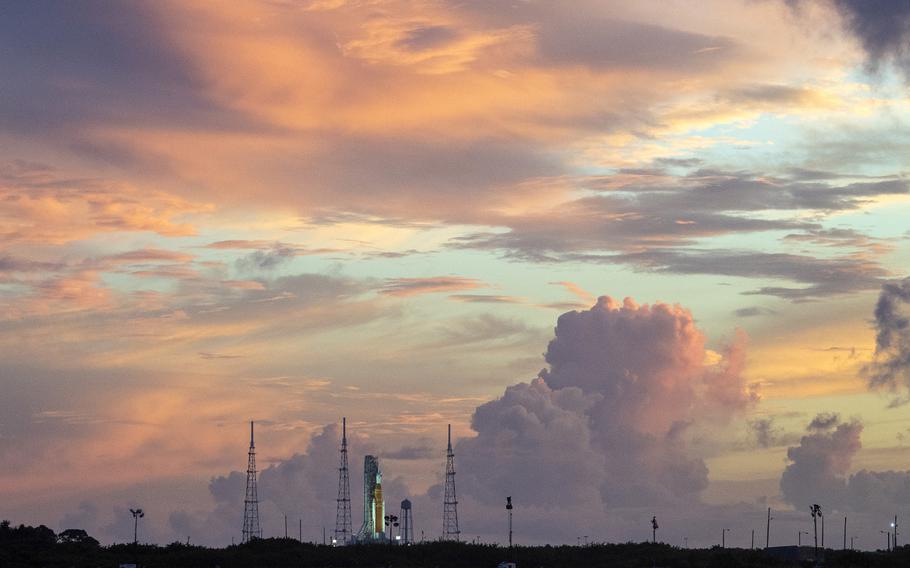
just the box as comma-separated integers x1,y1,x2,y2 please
751,529,754,550
766,507,771,549
843,516,847,550
651,516,658,544
285,515,288,539
722,528,729,548
895,515,899,548
299,519,302,542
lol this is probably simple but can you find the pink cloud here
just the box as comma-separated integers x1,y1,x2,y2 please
380,276,486,297
457,295,756,508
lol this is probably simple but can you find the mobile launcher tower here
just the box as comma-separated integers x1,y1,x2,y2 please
356,455,385,542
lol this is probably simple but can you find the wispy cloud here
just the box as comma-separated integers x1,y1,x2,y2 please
380,276,487,297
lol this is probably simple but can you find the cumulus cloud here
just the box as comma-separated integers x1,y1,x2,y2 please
780,413,910,514
864,277,910,400
456,296,755,510
780,413,861,510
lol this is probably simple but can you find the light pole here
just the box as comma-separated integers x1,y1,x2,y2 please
798,531,808,547
506,496,513,549
881,530,891,551
384,514,399,543
129,508,144,545
722,528,729,548
810,504,822,558
821,510,825,549
851,536,858,550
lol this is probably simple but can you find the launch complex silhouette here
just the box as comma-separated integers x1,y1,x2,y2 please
240,418,459,544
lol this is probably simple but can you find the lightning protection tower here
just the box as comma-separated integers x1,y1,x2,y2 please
334,417,353,544
242,421,261,543
442,424,460,541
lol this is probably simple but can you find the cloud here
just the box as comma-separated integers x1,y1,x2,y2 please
457,378,606,507
380,276,486,297
828,0,910,75
734,306,777,318
236,246,297,272
197,352,244,360
578,249,887,301
779,413,862,510
808,412,841,431
533,15,738,71
0,161,204,245
780,413,910,515
103,249,195,264
382,439,436,460
456,296,755,509
447,294,523,304
59,502,98,533
450,167,901,300
748,417,798,448
550,281,595,305
864,277,910,399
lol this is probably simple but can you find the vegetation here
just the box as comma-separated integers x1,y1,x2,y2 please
1,520,907,568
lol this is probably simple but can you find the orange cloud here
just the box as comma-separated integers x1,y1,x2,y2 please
0,161,208,245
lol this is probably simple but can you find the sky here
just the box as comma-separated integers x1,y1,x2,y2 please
1,0,910,551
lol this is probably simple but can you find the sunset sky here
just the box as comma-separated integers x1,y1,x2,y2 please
2,0,910,550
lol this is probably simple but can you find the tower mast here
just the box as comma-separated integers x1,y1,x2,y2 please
242,421,261,542
442,424,460,541
334,417,353,544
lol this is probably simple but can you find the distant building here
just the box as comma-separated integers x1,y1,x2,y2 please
765,546,818,562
